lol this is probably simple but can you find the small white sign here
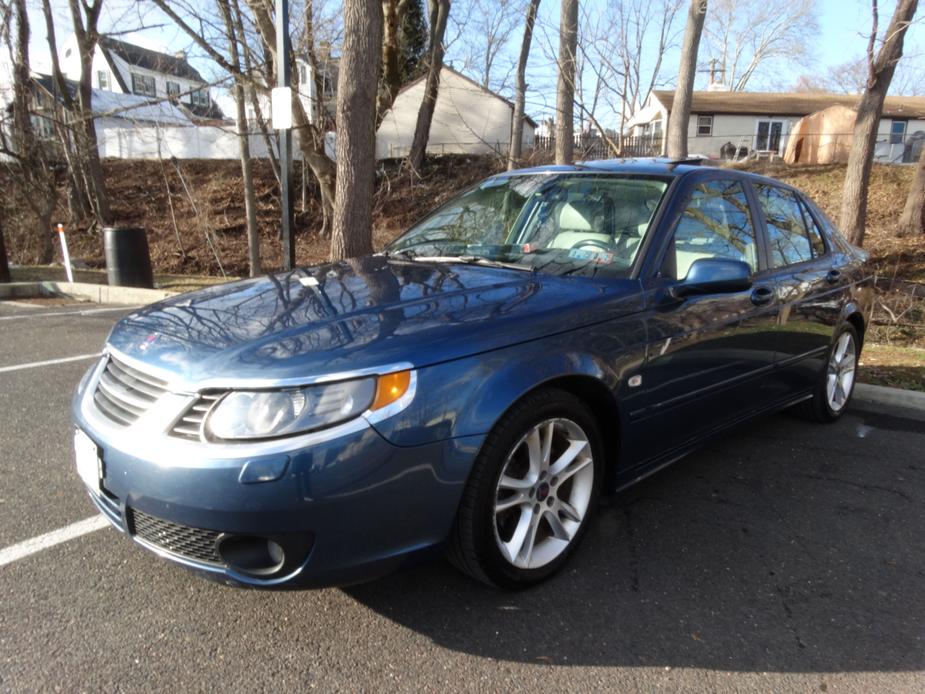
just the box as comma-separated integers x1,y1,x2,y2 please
271,87,293,130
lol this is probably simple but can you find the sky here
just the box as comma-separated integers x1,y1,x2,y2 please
22,0,925,130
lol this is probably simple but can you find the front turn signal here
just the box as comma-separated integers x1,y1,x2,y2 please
371,370,412,411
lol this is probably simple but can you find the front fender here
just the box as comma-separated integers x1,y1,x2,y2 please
370,323,646,447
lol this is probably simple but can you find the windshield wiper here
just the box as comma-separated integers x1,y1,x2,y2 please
424,255,536,273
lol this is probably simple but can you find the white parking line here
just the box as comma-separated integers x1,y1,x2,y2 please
0,515,109,568
0,353,100,374
0,305,138,321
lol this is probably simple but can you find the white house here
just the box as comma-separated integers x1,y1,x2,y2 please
59,35,224,121
626,90,925,163
15,72,279,162
376,66,537,160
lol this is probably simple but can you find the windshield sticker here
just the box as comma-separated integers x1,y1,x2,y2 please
567,248,616,264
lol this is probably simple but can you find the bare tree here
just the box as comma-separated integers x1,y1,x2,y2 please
153,0,339,231
457,0,523,92
666,0,707,159
409,0,450,171
508,0,540,169
554,0,578,164
898,144,925,236
40,0,112,225
703,0,818,91
1,0,59,263
839,0,918,246
330,0,383,259
216,0,260,277
793,53,925,96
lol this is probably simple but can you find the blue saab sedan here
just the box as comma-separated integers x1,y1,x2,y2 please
73,159,873,588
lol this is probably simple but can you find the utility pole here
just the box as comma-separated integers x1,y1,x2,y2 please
276,0,295,270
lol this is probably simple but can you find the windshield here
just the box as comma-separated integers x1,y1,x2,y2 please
387,173,670,277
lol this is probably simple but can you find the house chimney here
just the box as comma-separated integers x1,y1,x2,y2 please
174,50,187,62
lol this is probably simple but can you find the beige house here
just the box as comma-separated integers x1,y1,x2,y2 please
376,66,536,160
626,90,925,163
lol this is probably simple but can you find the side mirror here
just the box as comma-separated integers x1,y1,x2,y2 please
671,258,753,298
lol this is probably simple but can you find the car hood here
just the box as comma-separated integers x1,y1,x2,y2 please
107,256,643,385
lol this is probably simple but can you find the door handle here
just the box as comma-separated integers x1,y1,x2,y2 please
750,286,774,306
826,269,841,284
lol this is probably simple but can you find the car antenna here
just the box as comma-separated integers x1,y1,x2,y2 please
666,157,704,171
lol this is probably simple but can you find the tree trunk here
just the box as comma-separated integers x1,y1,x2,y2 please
666,0,707,159
508,0,540,170
839,0,918,246
67,0,112,225
554,0,578,165
12,0,56,263
331,0,383,260
377,0,403,125
218,0,261,277
409,0,450,172
898,143,925,236
0,218,10,283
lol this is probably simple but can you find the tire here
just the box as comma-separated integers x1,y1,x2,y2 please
793,323,860,423
447,387,604,588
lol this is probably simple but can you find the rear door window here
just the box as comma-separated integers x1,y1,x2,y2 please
755,184,815,267
798,199,827,257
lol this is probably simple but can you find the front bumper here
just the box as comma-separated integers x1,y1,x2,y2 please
73,356,483,587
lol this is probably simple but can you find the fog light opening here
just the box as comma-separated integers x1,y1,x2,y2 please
216,535,286,577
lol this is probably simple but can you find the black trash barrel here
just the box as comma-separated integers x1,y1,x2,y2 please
103,226,154,288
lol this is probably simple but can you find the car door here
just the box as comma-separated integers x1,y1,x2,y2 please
622,173,780,464
750,183,848,392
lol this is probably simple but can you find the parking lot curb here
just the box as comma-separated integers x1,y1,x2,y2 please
854,383,925,412
0,281,176,305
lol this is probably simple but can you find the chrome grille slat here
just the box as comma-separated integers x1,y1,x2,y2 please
106,358,168,392
93,390,135,425
97,371,149,413
169,393,222,441
91,355,169,426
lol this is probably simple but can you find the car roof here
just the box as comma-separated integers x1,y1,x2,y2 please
506,157,708,178
503,157,805,194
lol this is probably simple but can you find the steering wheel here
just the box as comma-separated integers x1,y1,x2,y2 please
571,238,615,252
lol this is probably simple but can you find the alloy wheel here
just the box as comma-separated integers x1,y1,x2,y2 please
826,332,856,412
493,418,595,570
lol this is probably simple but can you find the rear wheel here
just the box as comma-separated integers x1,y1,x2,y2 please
794,324,859,422
447,388,603,588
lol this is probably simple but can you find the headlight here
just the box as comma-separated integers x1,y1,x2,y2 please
205,371,411,441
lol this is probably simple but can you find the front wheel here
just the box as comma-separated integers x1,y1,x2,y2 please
447,388,603,588
794,324,859,422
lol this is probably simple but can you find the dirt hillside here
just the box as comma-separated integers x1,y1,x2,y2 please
1,156,920,281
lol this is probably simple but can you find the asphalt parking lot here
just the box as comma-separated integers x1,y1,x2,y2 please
0,298,923,692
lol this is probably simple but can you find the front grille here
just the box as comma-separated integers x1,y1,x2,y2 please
129,508,223,566
93,355,168,426
170,392,223,441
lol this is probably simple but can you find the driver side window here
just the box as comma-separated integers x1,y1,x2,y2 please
662,179,758,280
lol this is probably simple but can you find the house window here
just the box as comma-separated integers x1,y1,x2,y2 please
696,115,713,136
755,119,784,153
30,114,55,140
131,73,156,97
191,88,210,107
97,70,109,90
890,120,907,144
166,81,181,98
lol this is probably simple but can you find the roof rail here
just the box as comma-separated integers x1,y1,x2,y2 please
665,157,704,171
